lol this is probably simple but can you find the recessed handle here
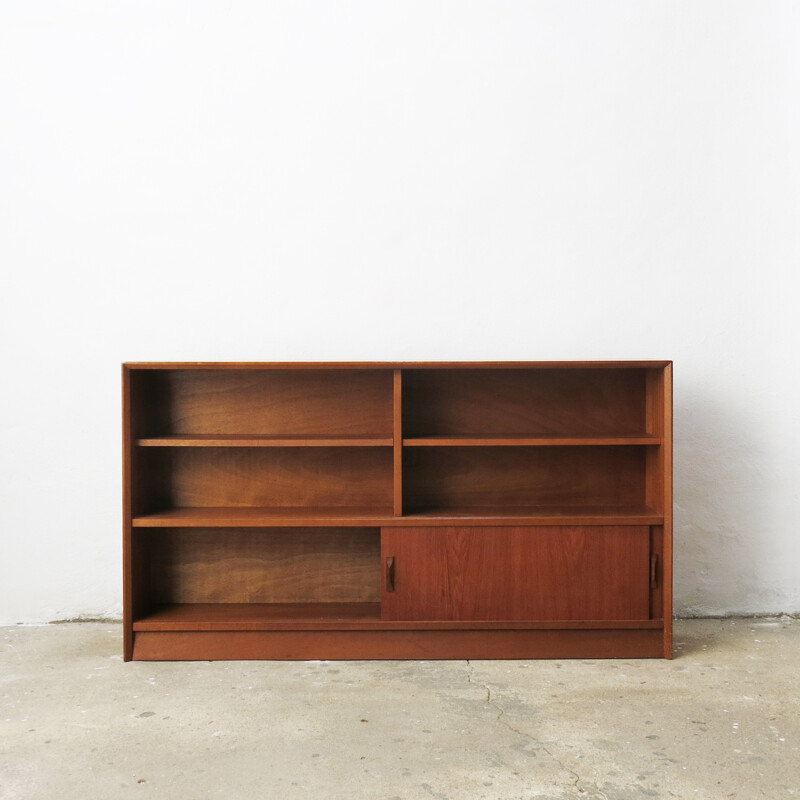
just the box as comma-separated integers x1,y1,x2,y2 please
385,556,396,593
650,554,659,589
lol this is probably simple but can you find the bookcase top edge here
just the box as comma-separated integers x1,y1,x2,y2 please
122,361,672,370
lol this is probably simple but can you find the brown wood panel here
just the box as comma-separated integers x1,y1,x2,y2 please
132,629,665,660
134,507,395,526
650,525,664,621
393,369,403,515
403,369,647,436
399,506,661,526
122,366,133,661
135,603,382,629
645,443,663,517
404,446,646,511
123,360,673,661
164,447,393,508
133,505,662,527
134,603,661,631
145,528,380,604
153,369,393,436
137,434,393,447
662,363,674,658
645,368,665,514
125,361,672,370
125,368,171,659
133,446,175,517
405,434,660,446
382,526,650,621
644,366,672,657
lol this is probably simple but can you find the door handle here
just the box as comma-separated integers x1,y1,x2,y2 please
386,556,396,592
650,554,659,589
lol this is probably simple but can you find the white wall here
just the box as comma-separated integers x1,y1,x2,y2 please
1,1,798,623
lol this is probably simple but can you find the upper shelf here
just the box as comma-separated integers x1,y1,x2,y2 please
403,434,661,447
136,433,660,447
137,434,393,447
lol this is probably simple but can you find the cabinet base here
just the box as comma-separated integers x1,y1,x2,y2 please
131,628,668,660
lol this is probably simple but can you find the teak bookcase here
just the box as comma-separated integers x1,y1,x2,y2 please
123,361,673,661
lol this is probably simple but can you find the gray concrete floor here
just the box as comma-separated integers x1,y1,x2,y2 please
1,619,798,800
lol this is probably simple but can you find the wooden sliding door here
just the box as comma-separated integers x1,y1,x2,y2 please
381,526,651,621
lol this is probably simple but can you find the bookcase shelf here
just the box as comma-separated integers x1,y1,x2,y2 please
133,603,383,630
133,603,662,632
400,505,664,526
132,507,397,527
123,361,672,661
403,434,661,446
132,504,663,528
137,434,394,447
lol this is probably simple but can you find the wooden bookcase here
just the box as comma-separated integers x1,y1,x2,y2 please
123,362,672,661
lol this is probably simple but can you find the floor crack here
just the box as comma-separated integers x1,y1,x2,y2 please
465,659,491,704
465,661,608,799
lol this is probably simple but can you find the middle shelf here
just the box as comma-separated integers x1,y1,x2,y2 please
132,505,664,527
130,442,664,526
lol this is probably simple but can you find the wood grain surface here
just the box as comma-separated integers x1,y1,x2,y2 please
381,526,650,621
403,446,646,510
403,368,647,436
137,434,393,447
145,527,380,604
132,628,665,660
133,603,661,631
123,361,673,661
132,505,662,527
124,361,671,370
144,369,394,435
164,447,394,508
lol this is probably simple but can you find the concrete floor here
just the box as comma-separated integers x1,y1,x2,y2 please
1,620,798,800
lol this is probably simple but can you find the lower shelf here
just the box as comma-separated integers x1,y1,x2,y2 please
134,603,382,630
133,603,663,632
131,627,668,660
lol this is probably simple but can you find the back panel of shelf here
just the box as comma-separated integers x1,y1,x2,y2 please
135,446,394,513
129,368,394,437
136,527,381,609
402,368,648,436
403,445,648,514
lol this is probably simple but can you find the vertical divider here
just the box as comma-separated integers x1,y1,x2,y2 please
661,363,674,658
645,368,664,514
122,366,133,661
644,364,673,658
393,369,403,516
